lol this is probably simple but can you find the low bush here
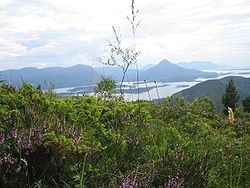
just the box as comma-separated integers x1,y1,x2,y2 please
0,84,249,187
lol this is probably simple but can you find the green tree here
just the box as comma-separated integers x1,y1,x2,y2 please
95,76,116,100
242,96,250,112
221,79,239,113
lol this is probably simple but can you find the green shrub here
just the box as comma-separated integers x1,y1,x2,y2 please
0,84,249,187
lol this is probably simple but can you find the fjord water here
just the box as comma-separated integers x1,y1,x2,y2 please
54,68,250,101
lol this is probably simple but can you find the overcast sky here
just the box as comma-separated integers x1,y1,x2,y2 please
0,0,250,70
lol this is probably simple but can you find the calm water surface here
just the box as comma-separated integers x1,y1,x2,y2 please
54,69,250,101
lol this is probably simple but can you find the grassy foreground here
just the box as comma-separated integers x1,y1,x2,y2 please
0,84,249,187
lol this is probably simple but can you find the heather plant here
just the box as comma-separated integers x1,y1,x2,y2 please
0,83,249,187
34,180,48,188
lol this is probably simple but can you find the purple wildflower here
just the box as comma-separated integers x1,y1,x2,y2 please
121,176,138,188
164,176,180,188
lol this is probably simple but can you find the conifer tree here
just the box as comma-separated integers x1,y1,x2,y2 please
221,79,239,113
242,96,250,112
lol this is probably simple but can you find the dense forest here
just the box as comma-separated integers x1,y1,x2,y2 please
0,82,249,187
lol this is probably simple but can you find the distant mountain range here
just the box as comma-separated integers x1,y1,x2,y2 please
94,67,137,82
0,64,100,89
178,61,219,70
141,59,218,82
175,76,250,108
141,64,154,70
0,59,219,89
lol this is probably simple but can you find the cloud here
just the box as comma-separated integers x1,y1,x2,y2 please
0,0,249,70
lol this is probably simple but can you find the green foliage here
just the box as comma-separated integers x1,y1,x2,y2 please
242,96,250,112
34,180,48,188
222,79,239,113
95,76,116,100
176,76,250,111
0,83,249,187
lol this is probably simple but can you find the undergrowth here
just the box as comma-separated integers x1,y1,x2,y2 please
0,83,249,187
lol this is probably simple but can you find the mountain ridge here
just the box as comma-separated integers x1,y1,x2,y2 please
178,61,219,70
0,60,219,89
141,59,218,82
175,76,250,109
0,64,100,89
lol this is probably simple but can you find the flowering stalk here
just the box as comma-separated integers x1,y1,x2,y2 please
228,107,235,125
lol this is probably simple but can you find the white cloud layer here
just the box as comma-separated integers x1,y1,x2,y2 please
0,0,249,70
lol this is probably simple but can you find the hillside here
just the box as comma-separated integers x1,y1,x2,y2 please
0,64,100,89
0,83,249,187
175,76,250,108
141,59,218,82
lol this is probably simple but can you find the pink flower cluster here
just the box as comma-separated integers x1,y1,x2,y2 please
121,176,138,188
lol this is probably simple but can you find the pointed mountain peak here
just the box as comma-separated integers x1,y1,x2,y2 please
158,59,172,65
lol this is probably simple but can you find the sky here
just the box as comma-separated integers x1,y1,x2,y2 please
0,0,250,70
